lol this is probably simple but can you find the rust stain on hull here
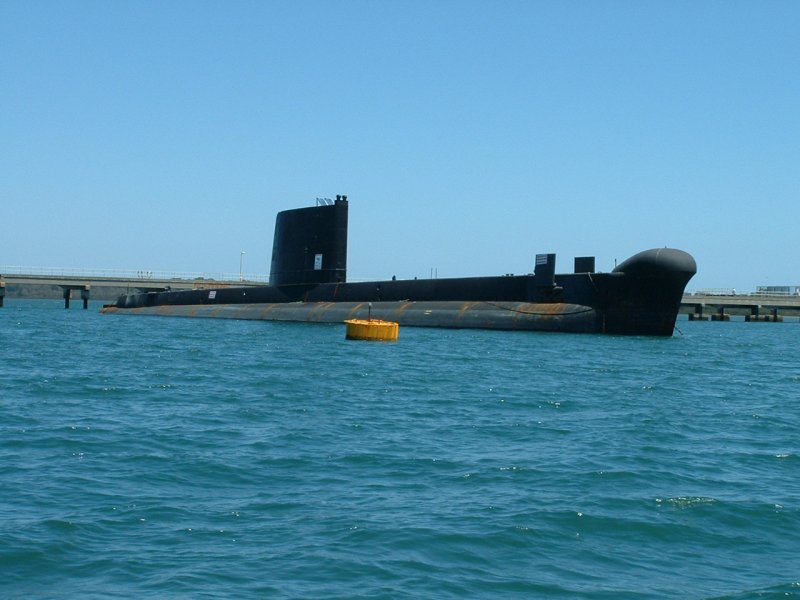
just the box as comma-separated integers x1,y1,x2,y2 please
102,300,597,333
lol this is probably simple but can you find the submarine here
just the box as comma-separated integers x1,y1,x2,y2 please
101,195,696,336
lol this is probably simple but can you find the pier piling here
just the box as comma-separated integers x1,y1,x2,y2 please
688,303,708,321
747,308,783,322
711,306,729,321
60,284,91,309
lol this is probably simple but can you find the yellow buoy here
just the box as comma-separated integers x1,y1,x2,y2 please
344,319,399,341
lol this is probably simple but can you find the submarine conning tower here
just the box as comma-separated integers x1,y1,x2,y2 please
269,195,349,286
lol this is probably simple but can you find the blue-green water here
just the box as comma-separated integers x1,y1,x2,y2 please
1,300,798,599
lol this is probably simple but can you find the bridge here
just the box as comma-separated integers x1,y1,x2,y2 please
680,291,800,322
0,267,268,308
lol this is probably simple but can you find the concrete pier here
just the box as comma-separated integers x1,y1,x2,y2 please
60,285,91,309
686,303,708,321
0,272,265,306
681,293,800,323
711,306,729,321
745,306,783,322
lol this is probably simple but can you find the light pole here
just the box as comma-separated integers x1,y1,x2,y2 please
240,251,246,281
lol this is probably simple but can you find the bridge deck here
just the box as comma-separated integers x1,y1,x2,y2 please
0,274,266,289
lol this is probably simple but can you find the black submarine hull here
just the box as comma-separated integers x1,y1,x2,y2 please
101,300,600,332
102,197,697,336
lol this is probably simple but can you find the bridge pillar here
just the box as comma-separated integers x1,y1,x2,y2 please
746,305,763,322
63,287,71,309
0,280,5,308
688,303,708,321
81,285,91,309
711,306,729,321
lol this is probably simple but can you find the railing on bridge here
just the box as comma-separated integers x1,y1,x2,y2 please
689,288,739,296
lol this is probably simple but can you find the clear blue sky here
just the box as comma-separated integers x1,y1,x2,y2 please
2,1,797,291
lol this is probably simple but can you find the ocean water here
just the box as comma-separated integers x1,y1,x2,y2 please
1,300,798,599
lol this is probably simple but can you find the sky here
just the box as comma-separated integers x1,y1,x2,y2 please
1,1,798,291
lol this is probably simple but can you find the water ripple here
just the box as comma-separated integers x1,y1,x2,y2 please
1,305,798,598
